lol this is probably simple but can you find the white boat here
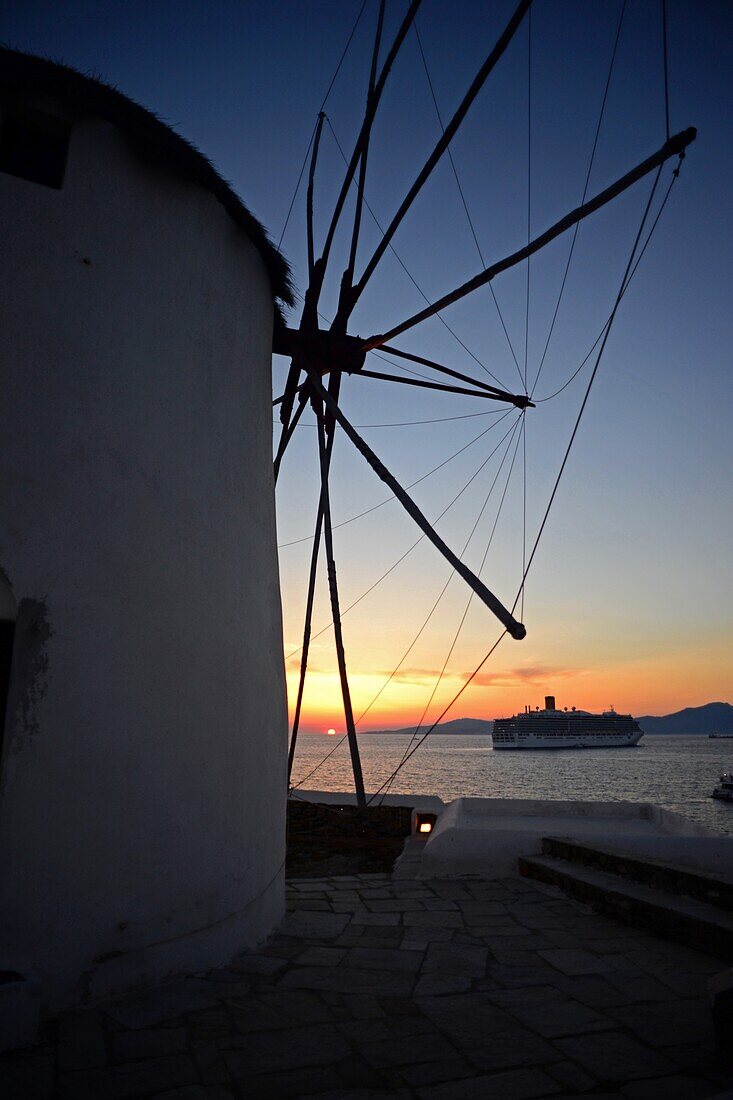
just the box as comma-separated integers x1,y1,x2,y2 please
712,773,733,801
492,695,643,750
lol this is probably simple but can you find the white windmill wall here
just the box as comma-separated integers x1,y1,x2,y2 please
0,103,288,1010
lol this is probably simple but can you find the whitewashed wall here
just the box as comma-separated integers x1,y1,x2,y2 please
0,105,287,1010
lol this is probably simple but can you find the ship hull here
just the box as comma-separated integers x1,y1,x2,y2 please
492,732,643,750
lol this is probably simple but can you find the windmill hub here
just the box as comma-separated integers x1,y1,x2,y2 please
273,326,367,377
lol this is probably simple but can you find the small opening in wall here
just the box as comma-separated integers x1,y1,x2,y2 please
0,105,71,190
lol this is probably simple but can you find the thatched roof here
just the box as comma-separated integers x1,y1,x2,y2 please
0,47,293,308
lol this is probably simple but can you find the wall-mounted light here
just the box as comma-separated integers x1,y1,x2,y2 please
411,810,437,836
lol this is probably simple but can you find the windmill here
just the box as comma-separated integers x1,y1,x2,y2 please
273,0,695,807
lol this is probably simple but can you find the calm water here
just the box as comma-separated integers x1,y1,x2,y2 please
291,733,733,836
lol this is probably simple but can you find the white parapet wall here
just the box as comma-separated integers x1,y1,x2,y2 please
418,797,726,880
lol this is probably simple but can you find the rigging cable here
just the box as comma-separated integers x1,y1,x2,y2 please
524,5,532,395
368,155,681,799
278,408,510,549
284,412,520,661
512,162,666,617
662,0,671,140
529,0,628,399
368,629,507,803
413,20,523,386
277,0,369,248
520,412,527,621
292,413,522,790
535,158,681,404
324,116,509,390
355,414,523,727
374,415,524,803
276,407,511,430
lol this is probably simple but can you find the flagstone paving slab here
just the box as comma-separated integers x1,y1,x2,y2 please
618,1075,719,1099
103,978,251,1029
60,1053,199,1099
537,948,617,976
2,871,731,1098
417,1067,562,1099
112,1025,188,1061
555,1031,674,1081
57,1010,107,1071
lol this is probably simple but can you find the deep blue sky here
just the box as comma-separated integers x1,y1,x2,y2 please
5,1,731,721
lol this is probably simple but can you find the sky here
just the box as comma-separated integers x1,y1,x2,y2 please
5,1,731,731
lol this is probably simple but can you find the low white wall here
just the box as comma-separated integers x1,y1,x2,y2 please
0,109,287,1009
419,797,720,879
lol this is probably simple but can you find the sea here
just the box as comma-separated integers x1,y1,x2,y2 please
291,733,733,837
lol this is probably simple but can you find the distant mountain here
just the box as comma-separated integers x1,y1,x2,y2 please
636,702,733,735
362,703,733,737
363,717,493,736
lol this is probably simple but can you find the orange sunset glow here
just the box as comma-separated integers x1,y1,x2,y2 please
285,636,730,733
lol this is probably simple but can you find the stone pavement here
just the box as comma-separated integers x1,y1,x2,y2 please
4,872,732,1099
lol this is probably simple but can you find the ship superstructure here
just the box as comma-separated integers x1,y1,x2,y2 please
492,696,643,750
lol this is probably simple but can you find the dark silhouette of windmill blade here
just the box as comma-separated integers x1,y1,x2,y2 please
352,368,530,406
274,386,309,483
279,108,329,435
349,0,533,316
309,0,423,319
287,492,323,779
306,368,526,641
333,0,387,334
362,127,697,351
315,400,367,806
287,369,344,780
271,360,529,409
306,112,326,279
272,327,529,406
378,344,534,404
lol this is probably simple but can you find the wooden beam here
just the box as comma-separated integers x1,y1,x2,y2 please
351,0,533,308
315,402,367,806
380,343,532,403
274,386,309,483
333,0,386,335
287,370,344,778
361,127,696,351
287,496,324,782
306,368,526,640
353,367,532,407
306,112,326,279
308,0,423,318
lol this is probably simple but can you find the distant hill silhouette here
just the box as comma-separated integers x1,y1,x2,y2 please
636,702,733,735
363,717,493,736
362,702,733,737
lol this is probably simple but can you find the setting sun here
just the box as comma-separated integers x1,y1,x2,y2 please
326,728,336,736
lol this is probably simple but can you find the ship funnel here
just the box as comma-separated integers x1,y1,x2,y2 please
545,695,556,711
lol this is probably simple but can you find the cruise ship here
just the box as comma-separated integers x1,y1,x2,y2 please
492,695,643,750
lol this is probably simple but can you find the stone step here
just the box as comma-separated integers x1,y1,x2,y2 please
518,854,733,961
541,835,733,913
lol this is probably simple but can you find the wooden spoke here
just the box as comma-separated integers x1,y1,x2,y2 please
315,401,367,805
274,385,309,484
361,128,696,351
333,0,386,334
353,367,531,407
306,368,527,640
380,343,532,403
287,493,324,782
309,0,423,318
306,112,326,279
351,0,533,311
